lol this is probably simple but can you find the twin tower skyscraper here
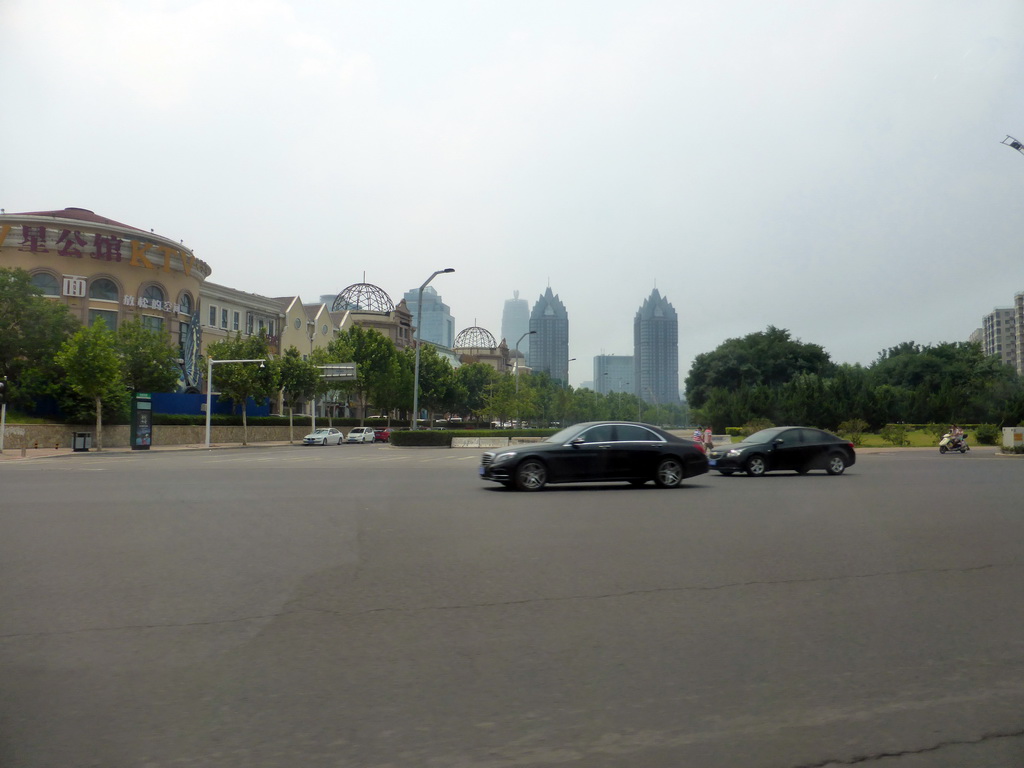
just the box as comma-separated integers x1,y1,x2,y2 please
503,287,680,404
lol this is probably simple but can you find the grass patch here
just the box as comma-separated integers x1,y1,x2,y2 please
857,429,938,448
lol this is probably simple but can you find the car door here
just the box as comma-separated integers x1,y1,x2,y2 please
550,424,617,481
612,424,663,479
768,428,804,471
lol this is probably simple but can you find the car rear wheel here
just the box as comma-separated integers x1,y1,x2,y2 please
825,453,847,475
745,455,767,477
514,460,547,491
654,457,684,488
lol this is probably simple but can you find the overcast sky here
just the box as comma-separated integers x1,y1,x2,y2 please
4,0,1024,387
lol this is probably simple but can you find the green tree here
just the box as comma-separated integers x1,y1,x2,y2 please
54,319,125,450
685,326,834,409
327,326,401,423
277,346,320,442
0,267,78,408
407,343,459,424
205,332,277,445
116,319,181,393
454,363,499,420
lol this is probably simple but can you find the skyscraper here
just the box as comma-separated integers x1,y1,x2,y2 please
527,287,569,384
594,355,634,394
501,290,530,355
634,289,679,404
403,285,455,348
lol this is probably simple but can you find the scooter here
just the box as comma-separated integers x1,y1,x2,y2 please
939,432,969,454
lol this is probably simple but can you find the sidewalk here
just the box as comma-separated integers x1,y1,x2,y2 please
0,441,300,462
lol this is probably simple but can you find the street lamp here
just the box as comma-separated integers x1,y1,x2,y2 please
514,330,536,393
205,357,266,448
411,268,455,429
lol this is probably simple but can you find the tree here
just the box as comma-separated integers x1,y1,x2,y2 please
205,332,278,445
685,326,834,409
454,363,499,420
326,326,401,423
116,319,182,393
413,344,459,423
277,346,320,442
54,319,125,450
0,267,78,408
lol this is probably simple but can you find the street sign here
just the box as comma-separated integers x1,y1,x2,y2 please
318,364,357,381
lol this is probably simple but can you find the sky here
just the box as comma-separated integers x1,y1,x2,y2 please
4,0,1024,388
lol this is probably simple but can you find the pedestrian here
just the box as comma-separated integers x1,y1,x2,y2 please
703,425,714,452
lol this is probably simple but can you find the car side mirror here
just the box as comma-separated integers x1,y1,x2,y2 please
570,437,585,448
773,438,784,445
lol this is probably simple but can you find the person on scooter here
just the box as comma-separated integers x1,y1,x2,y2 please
949,424,964,449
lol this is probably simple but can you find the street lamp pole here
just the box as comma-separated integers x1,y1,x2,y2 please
307,320,317,432
411,268,455,429
514,330,536,393
205,357,266,448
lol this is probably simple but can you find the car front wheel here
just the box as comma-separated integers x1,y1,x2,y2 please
654,457,684,488
745,455,767,477
514,460,547,491
826,453,847,475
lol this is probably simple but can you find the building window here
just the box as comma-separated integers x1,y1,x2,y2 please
30,272,60,296
180,293,193,317
89,278,119,302
141,315,164,334
233,311,240,331
221,308,228,329
209,305,217,326
247,313,255,334
142,284,165,306
268,320,275,336
89,308,118,330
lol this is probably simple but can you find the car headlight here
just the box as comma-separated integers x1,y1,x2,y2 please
490,451,516,465
726,448,743,457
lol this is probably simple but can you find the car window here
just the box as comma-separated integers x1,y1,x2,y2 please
615,424,661,442
578,424,615,443
776,429,801,444
797,428,824,444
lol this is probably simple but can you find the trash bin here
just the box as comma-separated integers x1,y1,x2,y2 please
73,432,92,452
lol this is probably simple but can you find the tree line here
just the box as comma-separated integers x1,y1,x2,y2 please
5,268,1023,446
685,326,1024,431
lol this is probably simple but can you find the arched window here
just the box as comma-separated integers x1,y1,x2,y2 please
179,293,193,316
142,284,165,306
30,272,59,296
89,278,119,302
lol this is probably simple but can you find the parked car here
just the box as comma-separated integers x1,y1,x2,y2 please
373,427,391,443
707,426,855,477
346,427,376,443
302,428,344,446
479,421,708,491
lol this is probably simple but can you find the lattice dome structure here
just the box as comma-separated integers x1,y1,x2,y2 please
454,326,497,349
331,283,395,313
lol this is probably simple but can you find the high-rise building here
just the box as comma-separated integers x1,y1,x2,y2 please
501,290,531,356
527,287,569,384
633,288,680,404
594,355,634,394
403,285,455,348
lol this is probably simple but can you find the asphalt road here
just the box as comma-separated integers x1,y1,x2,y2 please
1,445,1022,767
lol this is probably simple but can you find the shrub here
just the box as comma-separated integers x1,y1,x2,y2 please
924,422,948,440
739,419,774,437
879,423,910,447
725,427,744,437
973,424,999,445
390,430,451,447
837,419,869,446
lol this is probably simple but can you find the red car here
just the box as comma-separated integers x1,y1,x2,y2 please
373,427,391,443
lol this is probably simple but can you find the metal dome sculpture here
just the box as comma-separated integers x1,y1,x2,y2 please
331,282,395,313
454,326,497,349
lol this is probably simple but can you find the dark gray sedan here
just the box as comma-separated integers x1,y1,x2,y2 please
707,426,856,477
479,421,709,491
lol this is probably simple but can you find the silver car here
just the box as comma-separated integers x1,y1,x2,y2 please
302,428,344,446
346,427,376,443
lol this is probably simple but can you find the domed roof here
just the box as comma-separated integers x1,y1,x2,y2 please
454,326,497,349
331,283,394,313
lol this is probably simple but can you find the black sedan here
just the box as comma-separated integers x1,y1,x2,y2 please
479,421,708,491
707,426,855,477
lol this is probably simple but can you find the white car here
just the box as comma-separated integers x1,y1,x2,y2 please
302,428,344,445
346,427,376,443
